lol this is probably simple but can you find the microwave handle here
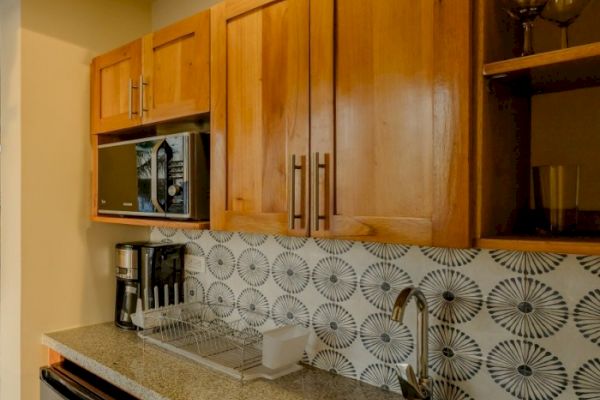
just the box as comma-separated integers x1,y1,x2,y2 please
150,140,166,214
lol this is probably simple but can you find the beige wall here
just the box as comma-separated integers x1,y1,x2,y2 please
1,1,152,399
152,0,219,29
0,1,23,399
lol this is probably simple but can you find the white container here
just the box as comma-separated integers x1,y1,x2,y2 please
261,325,309,370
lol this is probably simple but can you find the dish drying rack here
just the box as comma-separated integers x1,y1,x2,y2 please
131,299,306,381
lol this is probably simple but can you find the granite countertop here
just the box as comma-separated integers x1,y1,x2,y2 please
43,323,402,400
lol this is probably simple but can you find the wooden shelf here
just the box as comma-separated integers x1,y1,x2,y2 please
483,42,600,93
91,215,209,230
476,236,600,255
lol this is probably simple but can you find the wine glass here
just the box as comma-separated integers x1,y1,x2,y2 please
542,0,592,48
501,0,550,56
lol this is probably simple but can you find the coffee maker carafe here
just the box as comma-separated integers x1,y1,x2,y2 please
114,242,185,330
115,243,140,330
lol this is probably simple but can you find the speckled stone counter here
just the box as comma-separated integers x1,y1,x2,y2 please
43,323,402,400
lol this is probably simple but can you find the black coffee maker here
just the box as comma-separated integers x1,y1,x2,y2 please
115,242,185,329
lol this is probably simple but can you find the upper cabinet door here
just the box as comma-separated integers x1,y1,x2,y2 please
142,11,210,124
211,0,310,236
310,0,471,247
91,40,142,134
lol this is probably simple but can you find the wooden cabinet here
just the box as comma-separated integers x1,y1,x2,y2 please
310,0,471,246
91,40,143,134
211,0,471,246
210,0,310,236
142,11,210,124
91,11,210,134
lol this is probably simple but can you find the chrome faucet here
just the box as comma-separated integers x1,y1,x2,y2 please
391,286,432,400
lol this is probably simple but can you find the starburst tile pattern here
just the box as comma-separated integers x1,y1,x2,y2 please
360,313,413,363
487,277,568,338
313,303,357,349
577,255,600,277
184,242,204,257
429,325,482,382
182,229,203,240
421,247,479,267
362,242,409,260
183,276,204,303
158,227,178,237
152,229,592,398
206,282,235,317
312,350,356,379
312,256,357,302
315,238,354,255
271,295,309,328
237,288,269,326
237,248,269,287
360,262,412,312
207,244,235,280
420,269,483,324
208,231,234,243
239,232,268,247
272,252,310,294
433,380,474,400
360,364,402,392
486,340,567,400
573,358,600,400
274,235,307,250
489,250,565,275
574,289,600,346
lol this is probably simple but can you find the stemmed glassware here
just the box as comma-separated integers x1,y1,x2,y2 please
501,0,550,56
542,0,592,48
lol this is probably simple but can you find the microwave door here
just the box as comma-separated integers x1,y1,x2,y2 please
98,143,139,214
150,140,168,215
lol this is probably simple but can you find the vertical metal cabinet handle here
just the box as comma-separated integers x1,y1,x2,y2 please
312,152,328,231
139,75,148,115
288,154,304,230
128,78,133,119
128,78,139,120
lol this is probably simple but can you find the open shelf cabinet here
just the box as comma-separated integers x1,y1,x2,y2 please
475,0,600,255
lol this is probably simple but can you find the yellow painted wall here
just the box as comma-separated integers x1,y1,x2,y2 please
1,1,153,399
0,1,24,399
152,0,220,29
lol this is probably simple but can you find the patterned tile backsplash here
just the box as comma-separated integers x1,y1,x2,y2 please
151,228,600,400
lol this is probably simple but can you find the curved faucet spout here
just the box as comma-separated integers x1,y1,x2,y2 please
391,286,431,399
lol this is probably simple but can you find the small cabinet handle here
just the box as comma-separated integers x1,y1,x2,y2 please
288,154,305,230
312,152,328,231
128,78,139,119
139,75,148,115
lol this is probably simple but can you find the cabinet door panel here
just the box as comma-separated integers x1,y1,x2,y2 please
143,11,210,124
211,0,310,235
91,40,142,134
311,0,471,246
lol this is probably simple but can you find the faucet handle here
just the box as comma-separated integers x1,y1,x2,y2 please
396,364,428,400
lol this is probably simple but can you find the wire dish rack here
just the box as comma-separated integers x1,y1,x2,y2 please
133,301,305,381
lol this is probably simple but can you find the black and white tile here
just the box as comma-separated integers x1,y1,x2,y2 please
152,229,597,399
486,339,568,400
420,269,483,324
360,262,412,312
487,277,568,339
573,358,600,400
272,252,310,294
574,289,600,346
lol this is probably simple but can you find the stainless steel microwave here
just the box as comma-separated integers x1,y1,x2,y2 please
98,132,209,220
